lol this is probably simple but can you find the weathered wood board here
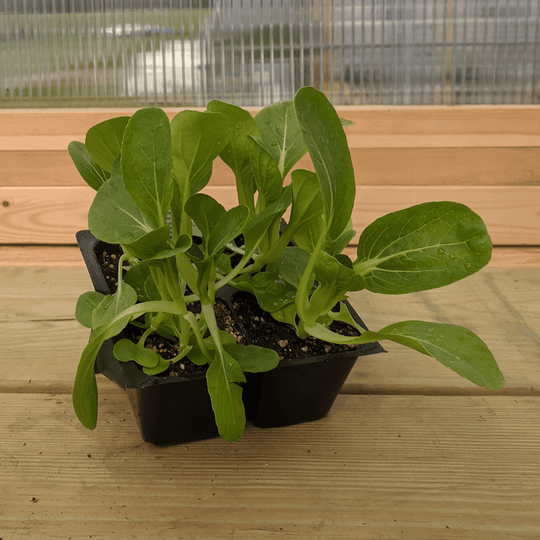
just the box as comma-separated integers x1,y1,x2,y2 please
1,266,538,395
1,393,538,540
1,185,539,245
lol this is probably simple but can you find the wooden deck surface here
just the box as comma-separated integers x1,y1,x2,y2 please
1,105,539,538
1,251,539,539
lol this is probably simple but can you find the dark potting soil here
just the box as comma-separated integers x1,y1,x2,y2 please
95,240,362,374
231,291,362,360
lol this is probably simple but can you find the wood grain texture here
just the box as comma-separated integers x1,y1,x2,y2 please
1,392,538,540
2,106,540,187
1,266,538,395
3,147,539,187
1,185,538,245
4,246,540,267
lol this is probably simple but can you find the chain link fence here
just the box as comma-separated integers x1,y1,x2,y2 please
1,0,539,107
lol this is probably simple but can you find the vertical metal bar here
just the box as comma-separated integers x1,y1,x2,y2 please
50,0,62,102
419,0,427,105
280,0,286,100
238,0,245,105
40,0,52,102
13,0,25,104
268,0,274,103
299,0,305,92
521,0,533,103
189,0,196,105
100,0,109,105
531,0,540,103
2,0,15,103
109,0,119,105
471,0,479,104
168,0,177,104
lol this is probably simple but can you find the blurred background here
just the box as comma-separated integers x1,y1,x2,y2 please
1,0,539,107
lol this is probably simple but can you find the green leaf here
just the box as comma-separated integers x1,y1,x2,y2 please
75,291,106,328
224,342,279,373
243,186,292,255
68,141,108,191
151,234,192,260
293,86,355,241
185,194,249,259
142,356,170,375
306,251,365,322
251,270,298,312
305,320,504,391
184,193,225,242
121,225,171,260
91,283,138,331
248,140,284,207
207,100,259,210
253,100,307,178
277,247,312,288
354,201,493,294
72,334,102,429
171,110,231,197
85,116,129,172
88,175,156,244
369,321,504,391
207,205,250,257
288,169,325,252
124,264,160,302
206,348,246,442
121,107,174,227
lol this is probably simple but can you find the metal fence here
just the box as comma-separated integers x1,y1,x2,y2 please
1,0,539,107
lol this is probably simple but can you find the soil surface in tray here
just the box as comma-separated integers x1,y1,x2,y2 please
96,240,363,376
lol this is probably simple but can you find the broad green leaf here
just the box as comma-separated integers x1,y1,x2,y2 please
121,107,174,227
124,264,160,302
206,348,246,442
113,339,141,362
224,342,279,373
184,193,225,243
207,100,259,210
121,225,171,260
75,291,106,328
253,100,307,178
151,234,192,260
72,334,102,429
88,175,156,244
207,205,250,257
354,201,493,294
251,270,298,312
305,320,504,391
243,185,292,254
68,141,108,191
277,247,312,288
142,356,170,375
307,252,365,322
293,86,355,241
171,110,231,197
288,169,325,252
91,283,138,331
325,220,356,256
85,116,129,172
248,139,284,207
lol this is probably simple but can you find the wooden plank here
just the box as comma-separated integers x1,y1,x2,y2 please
346,268,540,395
0,393,538,539
3,147,539,187
0,267,538,395
2,106,540,136
1,185,538,245
2,106,540,188
3,245,539,268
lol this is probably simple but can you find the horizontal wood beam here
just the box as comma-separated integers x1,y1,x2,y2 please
0,185,538,245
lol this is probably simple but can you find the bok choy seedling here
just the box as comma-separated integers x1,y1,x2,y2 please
70,87,504,443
